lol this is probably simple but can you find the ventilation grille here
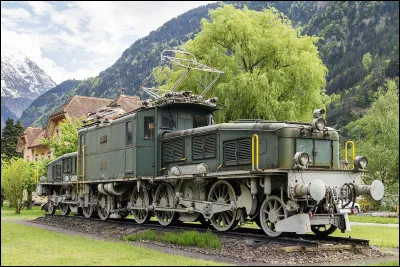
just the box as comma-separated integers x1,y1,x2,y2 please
192,134,216,160
223,141,237,165
223,138,251,166
164,139,184,163
238,139,251,164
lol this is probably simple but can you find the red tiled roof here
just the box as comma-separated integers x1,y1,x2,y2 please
49,95,113,120
108,95,142,113
24,127,43,147
27,129,46,148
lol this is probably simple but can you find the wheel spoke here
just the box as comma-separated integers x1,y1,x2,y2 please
221,214,227,227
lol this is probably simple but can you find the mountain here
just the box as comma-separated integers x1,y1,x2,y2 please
20,79,81,127
1,101,18,129
1,43,56,128
20,1,399,130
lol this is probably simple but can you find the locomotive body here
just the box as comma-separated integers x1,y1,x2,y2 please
37,92,384,236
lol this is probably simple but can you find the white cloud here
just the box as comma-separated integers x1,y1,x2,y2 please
1,25,100,83
26,1,53,16
1,7,31,19
1,1,216,84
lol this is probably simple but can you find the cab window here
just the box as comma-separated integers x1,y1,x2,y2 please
144,116,154,139
126,121,133,145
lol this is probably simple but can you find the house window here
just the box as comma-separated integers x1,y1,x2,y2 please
41,153,44,158
35,154,38,162
48,152,51,159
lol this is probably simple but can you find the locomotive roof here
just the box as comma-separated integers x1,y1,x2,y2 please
163,122,337,139
79,92,219,129
47,151,77,166
138,91,219,112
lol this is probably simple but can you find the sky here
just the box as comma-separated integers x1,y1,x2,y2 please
1,1,215,84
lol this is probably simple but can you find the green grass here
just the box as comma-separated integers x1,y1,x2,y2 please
332,225,399,248
124,229,221,249
1,204,45,220
349,215,399,224
1,221,224,266
362,260,399,266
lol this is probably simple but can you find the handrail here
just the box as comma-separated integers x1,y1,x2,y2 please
251,134,259,171
76,149,79,196
344,141,355,169
82,145,86,195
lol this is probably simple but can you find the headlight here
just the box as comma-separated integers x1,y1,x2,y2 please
294,152,309,166
311,117,325,131
354,156,368,170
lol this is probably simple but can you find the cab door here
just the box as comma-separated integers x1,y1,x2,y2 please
136,109,156,176
125,119,134,175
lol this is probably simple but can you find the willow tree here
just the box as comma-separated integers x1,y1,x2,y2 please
160,4,328,122
1,158,35,213
345,79,399,210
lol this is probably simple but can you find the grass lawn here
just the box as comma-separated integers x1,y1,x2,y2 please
1,221,224,266
332,225,399,248
362,260,399,266
349,215,399,224
1,204,45,220
1,205,224,266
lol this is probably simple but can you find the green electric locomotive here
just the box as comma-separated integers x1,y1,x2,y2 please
36,51,384,237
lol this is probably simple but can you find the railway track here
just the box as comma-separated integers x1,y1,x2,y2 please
42,214,369,248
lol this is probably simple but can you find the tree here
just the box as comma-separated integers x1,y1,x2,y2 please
39,117,84,158
1,118,25,160
345,79,399,210
158,4,328,123
362,53,372,71
1,158,35,214
1,186,4,207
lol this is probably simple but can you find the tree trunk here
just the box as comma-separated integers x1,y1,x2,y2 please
27,190,33,210
1,195,3,207
15,201,21,214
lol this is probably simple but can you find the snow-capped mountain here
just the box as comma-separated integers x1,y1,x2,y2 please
1,43,56,128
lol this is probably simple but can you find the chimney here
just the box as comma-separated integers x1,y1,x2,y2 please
120,88,125,96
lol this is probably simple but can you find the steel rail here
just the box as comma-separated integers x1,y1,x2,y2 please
42,214,369,247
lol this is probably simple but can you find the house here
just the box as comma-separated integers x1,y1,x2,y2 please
16,127,49,162
45,95,114,138
17,94,143,160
